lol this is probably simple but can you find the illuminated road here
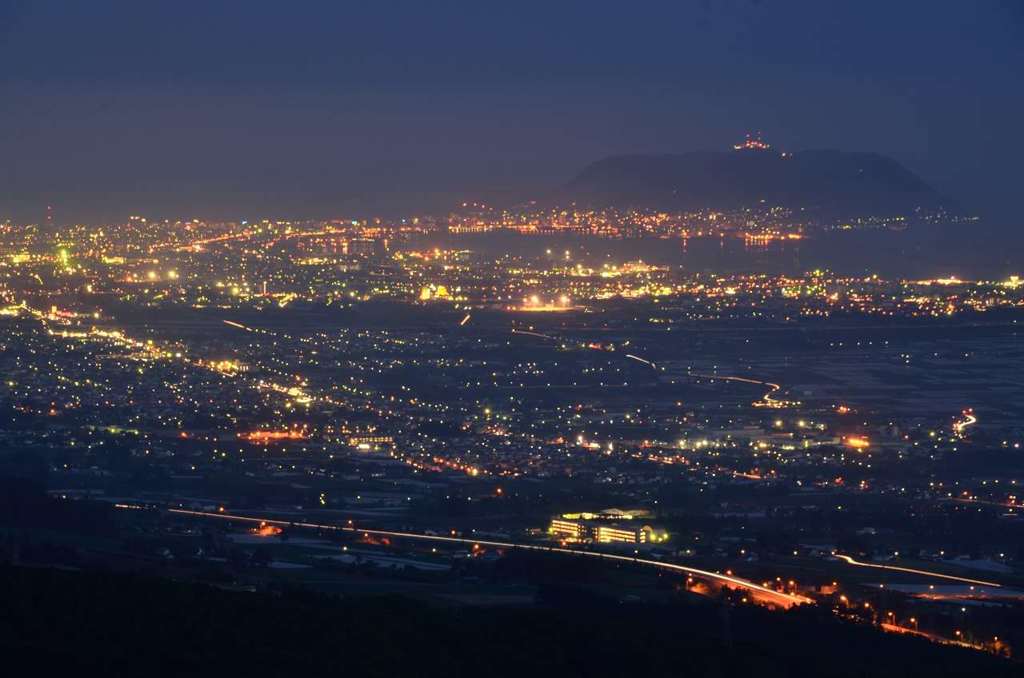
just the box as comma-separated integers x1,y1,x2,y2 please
833,554,1003,588
686,372,787,407
878,623,983,651
159,507,810,608
624,354,657,369
506,331,789,409
945,496,1020,510
510,329,559,342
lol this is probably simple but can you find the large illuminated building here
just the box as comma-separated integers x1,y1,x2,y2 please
548,509,669,545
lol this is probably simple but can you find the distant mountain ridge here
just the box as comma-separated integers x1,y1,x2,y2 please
560,149,947,215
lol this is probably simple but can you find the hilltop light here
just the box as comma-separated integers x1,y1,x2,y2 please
733,132,772,151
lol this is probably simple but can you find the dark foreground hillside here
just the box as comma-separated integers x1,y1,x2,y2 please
0,565,1017,678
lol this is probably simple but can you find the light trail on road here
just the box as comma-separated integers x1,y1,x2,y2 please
159,507,810,608
510,329,559,342
833,554,1002,587
624,354,657,369
505,333,789,411
945,497,1020,510
686,371,785,407
879,623,982,651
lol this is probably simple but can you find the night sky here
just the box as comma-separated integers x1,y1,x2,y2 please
1,1,1022,224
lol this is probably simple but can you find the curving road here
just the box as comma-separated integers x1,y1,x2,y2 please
833,553,1003,588
686,372,785,407
160,507,811,608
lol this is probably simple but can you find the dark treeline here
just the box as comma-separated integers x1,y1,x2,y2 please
0,564,1018,678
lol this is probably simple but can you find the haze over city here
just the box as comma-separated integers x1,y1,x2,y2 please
1,2,1024,676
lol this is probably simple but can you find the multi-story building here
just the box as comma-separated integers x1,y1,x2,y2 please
548,510,668,545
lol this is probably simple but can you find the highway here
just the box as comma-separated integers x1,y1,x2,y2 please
833,553,1003,588
505,330,789,409
945,496,1020,510
686,371,785,407
158,507,811,608
624,354,657,369
509,328,560,341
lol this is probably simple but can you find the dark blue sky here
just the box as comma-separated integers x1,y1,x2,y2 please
1,0,1022,223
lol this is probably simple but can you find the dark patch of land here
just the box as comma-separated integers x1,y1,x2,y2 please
560,149,946,215
0,563,1018,678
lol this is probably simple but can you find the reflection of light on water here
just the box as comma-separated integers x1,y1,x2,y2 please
407,222,1012,279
